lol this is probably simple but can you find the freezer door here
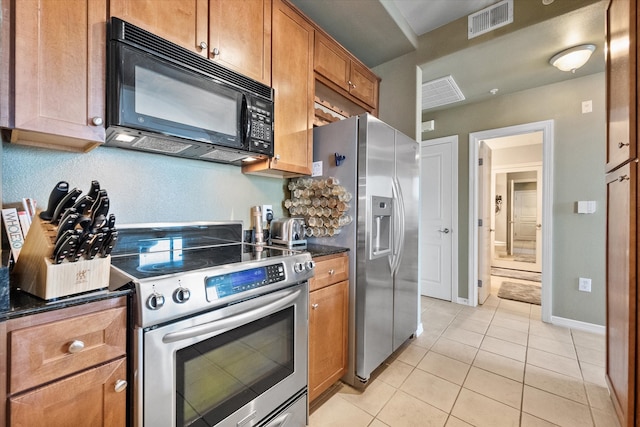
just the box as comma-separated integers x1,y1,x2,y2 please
355,115,395,381
392,130,420,352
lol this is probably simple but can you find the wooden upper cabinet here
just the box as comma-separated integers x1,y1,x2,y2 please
605,0,637,172
109,0,208,56
110,0,271,86
243,0,313,177
314,31,379,109
315,32,350,92
7,0,107,152
209,0,271,86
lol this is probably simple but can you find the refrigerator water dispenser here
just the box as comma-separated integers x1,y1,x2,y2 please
370,196,392,259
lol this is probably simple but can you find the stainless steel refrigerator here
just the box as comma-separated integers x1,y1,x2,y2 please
309,113,420,386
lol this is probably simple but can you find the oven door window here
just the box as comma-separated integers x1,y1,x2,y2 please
175,306,294,427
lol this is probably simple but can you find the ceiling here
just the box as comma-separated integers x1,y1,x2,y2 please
288,0,607,113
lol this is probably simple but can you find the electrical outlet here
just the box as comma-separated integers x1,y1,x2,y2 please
582,100,592,114
261,205,273,222
578,277,592,292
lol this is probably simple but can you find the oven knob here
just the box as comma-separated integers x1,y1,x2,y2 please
173,287,191,304
294,262,305,273
147,292,165,310
305,260,316,271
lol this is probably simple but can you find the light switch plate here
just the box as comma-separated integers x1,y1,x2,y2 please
312,161,323,177
578,277,592,292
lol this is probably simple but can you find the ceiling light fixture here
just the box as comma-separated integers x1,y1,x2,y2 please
549,44,596,73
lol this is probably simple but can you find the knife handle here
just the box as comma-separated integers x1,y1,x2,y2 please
87,180,101,200
51,188,82,225
39,181,69,221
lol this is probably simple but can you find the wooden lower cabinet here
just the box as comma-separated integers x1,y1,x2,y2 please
5,296,128,427
308,252,349,402
9,358,126,427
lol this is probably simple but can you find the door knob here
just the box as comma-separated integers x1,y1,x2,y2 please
439,228,450,234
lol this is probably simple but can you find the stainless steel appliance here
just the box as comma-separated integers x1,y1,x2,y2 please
270,218,307,248
108,222,314,427
308,113,420,386
106,18,274,166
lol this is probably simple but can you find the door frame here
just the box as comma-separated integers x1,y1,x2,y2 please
420,135,459,303
469,120,553,323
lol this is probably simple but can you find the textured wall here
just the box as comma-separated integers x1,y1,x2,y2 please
1,142,287,229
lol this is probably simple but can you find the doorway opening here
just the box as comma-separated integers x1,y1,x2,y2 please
469,121,553,323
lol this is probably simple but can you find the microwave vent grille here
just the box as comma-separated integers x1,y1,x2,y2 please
116,18,272,101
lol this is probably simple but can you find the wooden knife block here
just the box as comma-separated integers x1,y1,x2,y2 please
12,215,110,300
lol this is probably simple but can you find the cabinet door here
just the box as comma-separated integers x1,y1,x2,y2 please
9,358,127,427
349,62,378,108
314,32,350,92
209,0,271,86
605,0,636,171
245,0,313,176
309,280,348,402
109,0,208,56
13,0,106,149
605,162,636,427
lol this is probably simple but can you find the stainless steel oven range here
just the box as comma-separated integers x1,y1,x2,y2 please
108,222,314,427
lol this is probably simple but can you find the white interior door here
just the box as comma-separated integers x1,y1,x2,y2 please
420,136,458,301
478,141,492,304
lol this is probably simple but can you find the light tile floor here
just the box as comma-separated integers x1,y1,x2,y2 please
308,277,619,427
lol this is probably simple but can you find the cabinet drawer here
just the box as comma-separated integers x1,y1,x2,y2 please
9,306,126,394
309,253,348,291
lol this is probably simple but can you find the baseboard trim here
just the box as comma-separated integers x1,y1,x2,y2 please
415,322,424,338
550,315,605,335
457,297,470,305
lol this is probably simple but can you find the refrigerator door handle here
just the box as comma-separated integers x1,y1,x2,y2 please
391,177,406,275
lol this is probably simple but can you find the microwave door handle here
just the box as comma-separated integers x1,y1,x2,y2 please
241,94,251,144
161,288,301,344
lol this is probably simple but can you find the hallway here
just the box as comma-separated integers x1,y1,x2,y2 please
309,292,617,427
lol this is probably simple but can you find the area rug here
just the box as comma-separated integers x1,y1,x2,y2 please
498,281,541,305
491,267,541,282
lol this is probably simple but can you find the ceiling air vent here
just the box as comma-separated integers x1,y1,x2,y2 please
422,75,465,111
468,0,513,39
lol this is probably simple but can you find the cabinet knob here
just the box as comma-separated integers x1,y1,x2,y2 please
114,379,128,393
91,117,103,126
311,303,319,309
328,269,335,275
618,141,630,149
198,41,208,50
619,174,630,182
274,154,281,161
68,340,85,354
211,47,220,57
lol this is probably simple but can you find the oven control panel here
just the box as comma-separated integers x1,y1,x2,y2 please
205,263,286,301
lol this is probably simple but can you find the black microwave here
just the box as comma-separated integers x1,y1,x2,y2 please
106,17,274,166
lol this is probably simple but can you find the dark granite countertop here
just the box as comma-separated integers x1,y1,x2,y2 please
304,243,349,258
2,285,133,321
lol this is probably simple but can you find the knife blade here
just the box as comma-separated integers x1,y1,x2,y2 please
50,188,82,225
52,231,80,264
39,181,69,221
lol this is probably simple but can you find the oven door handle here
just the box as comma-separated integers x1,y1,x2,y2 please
162,288,302,344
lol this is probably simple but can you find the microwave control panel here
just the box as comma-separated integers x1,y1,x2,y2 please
248,101,273,157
